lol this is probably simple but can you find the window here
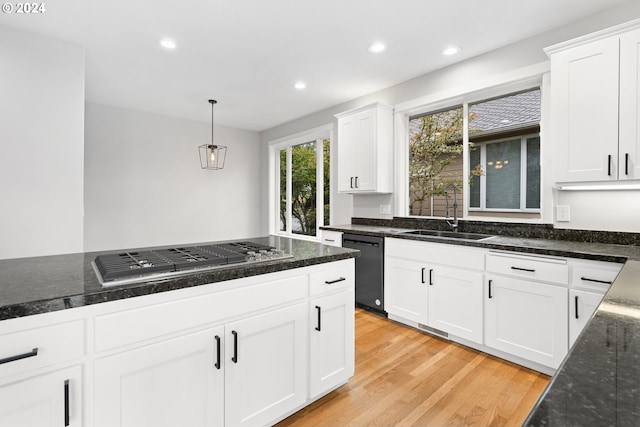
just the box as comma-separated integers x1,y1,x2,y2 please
468,89,541,212
406,88,541,217
270,126,331,239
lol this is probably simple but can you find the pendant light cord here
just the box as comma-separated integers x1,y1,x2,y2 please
210,99,217,146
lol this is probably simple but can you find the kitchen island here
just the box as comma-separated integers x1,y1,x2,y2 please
0,236,358,427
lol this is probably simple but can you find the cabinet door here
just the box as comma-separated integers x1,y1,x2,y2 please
569,289,605,347
309,290,355,399
94,326,224,427
551,36,620,182
337,116,356,192
225,303,307,427
485,275,568,369
353,108,376,191
619,28,640,180
429,266,483,344
0,365,81,426
384,256,428,324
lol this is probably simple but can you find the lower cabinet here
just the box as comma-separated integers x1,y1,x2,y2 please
569,289,606,347
0,365,81,427
309,290,355,399
94,326,225,427
224,304,307,427
485,275,568,369
384,256,429,324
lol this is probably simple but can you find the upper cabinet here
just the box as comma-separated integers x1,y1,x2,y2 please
547,21,640,182
335,103,393,193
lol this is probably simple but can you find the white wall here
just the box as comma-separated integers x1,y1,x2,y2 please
260,0,640,233
84,103,262,252
0,25,85,260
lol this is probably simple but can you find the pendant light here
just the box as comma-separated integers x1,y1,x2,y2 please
198,99,227,170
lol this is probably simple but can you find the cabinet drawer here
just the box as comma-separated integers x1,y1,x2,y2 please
569,259,622,293
309,261,355,296
486,252,568,285
385,238,485,270
94,274,306,353
0,320,84,380
320,230,343,247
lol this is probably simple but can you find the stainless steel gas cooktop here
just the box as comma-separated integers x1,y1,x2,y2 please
93,241,293,287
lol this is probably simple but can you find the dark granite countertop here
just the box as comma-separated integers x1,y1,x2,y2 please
323,222,640,426
0,236,358,321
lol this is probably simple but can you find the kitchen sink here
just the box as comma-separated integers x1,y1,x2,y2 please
402,229,494,241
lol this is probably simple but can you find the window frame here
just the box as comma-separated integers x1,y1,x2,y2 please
268,124,333,241
393,66,548,222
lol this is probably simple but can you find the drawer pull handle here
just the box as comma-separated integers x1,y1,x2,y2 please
575,295,579,319
315,305,322,331
214,335,221,370
324,239,335,242
580,276,613,285
488,280,493,299
421,268,426,284
511,266,535,273
0,347,38,365
325,277,346,285
64,379,70,426
429,269,433,286
231,331,238,364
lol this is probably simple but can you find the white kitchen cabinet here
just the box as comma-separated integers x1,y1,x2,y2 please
0,365,81,427
385,256,429,325
335,103,393,193
485,274,568,369
429,266,484,343
225,303,307,427
320,230,343,247
309,289,355,399
384,238,485,343
547,23,640,182
569,289,605,347
94,326,225,427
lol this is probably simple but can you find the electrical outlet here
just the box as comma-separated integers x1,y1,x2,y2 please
380,204,391,215
557,205,571,222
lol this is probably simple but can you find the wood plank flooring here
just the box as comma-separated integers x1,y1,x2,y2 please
277,309,549,427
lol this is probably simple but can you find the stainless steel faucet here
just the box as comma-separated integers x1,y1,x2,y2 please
444,183,458,232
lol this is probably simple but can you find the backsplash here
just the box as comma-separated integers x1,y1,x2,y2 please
351,217,640,247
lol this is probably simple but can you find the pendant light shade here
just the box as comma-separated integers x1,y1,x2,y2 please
199,99,227,170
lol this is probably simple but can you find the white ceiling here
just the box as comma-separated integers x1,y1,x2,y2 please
0,0,631,131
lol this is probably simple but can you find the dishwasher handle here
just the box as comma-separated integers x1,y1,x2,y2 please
343,239,380,247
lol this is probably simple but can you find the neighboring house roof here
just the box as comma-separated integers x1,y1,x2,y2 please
469,89,540,133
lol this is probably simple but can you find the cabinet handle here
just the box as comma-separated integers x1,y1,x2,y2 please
625,153,629,175
608,154,612,176
511,266,535,273
421,268,426,284
580,276,613,285
214,335,221,370
429,269,433,286
350,177,354,189
488,280,493,299
325,277,346,284
355,176,359,188
315,305,322,331
231,330,238,364
0,347,38,365
64,379,70,426
575,295,579,319
324,239,335,242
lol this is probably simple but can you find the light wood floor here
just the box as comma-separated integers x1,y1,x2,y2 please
277,309,549,427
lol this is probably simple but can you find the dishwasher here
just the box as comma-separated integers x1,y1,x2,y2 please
342,233,386,315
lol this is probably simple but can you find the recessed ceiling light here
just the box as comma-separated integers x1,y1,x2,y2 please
294,81,306,90
368,42,386,54
442,46,460,56
160,39,177,49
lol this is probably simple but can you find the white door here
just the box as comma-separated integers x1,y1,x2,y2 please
428,266,484,343
225,303,307,427
309,290,355,399
0,365,81,427
353,108,376,191
551,36,620,182
619,28,640,180
485,275,568,369
384,256,428,324
94,326,225,427
569,289,605,347
337,115,356,192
